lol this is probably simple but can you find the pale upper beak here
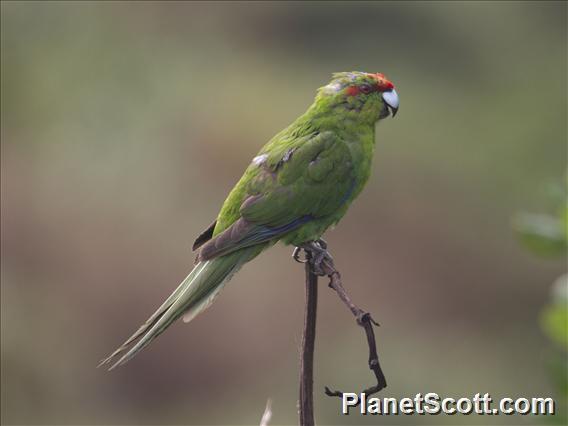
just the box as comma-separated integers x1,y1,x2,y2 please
382,88,399,117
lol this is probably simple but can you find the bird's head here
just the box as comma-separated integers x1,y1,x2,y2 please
315,71,399,123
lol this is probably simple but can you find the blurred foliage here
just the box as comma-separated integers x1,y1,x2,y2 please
1,1,566,425
514,175,567,424
541,275,567,350
540,276,568,349
513,177,568,257
541,276,568,425
514,213,567,257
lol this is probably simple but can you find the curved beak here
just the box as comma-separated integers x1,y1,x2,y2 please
382,88,399,117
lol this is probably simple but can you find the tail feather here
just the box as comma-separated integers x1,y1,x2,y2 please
97,266,200,368
99,250,253,370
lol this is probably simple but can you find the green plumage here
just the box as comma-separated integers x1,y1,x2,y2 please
100,71,398,369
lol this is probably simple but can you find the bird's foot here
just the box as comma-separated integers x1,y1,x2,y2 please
316,238,328,249
292,239,333,276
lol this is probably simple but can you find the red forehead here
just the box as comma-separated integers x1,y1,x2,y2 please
370,73,394,90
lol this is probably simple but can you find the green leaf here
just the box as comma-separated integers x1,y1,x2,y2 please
513,213,567,257
541,305,568,349
540,275,568,350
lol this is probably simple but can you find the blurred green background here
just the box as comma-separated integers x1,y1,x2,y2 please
1,1,566,425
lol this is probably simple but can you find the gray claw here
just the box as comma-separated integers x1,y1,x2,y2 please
293,246,308,263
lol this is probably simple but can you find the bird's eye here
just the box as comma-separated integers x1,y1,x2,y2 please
360,84,372,94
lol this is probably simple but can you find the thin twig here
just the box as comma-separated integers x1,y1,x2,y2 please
296,242,387,424
299,259,318,426
319,257,387,401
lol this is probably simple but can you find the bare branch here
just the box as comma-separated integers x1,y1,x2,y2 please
299,259,318,426
295,241,387,424
319,258,387,401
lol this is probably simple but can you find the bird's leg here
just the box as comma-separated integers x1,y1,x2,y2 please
309,240,333,276
293,240,333,276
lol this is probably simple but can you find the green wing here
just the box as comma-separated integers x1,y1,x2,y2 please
241,130,354,225
197,131,355,260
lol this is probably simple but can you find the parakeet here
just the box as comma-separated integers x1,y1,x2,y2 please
100,71,399,370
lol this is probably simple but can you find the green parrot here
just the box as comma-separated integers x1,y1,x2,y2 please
100,71,399,370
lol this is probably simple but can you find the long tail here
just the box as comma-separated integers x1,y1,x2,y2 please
98,247,260,370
